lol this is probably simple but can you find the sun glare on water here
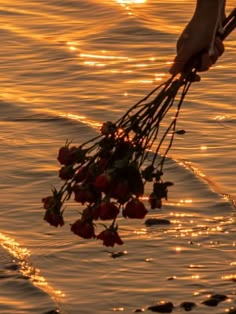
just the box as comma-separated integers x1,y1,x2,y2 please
116,0,146,3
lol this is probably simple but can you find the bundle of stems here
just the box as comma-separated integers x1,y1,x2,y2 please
42,9,235,247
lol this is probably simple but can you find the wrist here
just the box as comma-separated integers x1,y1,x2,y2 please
197,0,220,8
195,0,220,15
194,0,223,24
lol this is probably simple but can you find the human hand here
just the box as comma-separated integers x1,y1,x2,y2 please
169,16,225,75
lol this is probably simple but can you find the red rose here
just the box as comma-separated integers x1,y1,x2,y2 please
111,180,131,204
57,146,84,165
42,195,62,211
93,173,112,193
81,207,93,220
42,196,56,210
44,209,64,227
100,121,116,135
71,219,95,239
73,185,98,204
97,228,123,247
57,146,76,165
123,199,148,219
59,165,75,180
93,202,119,220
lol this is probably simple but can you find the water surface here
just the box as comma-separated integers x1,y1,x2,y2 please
0,1,235,313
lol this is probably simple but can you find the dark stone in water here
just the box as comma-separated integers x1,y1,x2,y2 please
179,302,196,311
210,294,228,302
202,298,220,306
202,293,228,307
145,218,171,227
147,302,174,313
133,309,144,313
228,308,236,314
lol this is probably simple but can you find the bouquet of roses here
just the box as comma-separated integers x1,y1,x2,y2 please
42,77,184,247
42,10,235,247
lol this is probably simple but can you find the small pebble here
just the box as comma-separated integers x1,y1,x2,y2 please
133,309,144,313
147,301,174,313
111,251,127,258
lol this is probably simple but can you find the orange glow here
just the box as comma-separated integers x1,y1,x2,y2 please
116,0,146,3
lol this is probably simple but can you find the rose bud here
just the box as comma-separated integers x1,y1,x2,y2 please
123,198,148,219
93,173,112,193
71,219,95,239
44,209,64,227
110,180,131,204
94,202,119,220
59,165,75,180
97,228,123,247
148,192,162,209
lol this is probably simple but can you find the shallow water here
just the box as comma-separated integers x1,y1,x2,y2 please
0,0,235,313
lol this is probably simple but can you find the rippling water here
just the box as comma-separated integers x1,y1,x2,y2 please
0,1,235,313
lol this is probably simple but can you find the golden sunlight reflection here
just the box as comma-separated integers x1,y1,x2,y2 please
222,274,236,282
170,212,190,217
214,115,228,121
134,228,147,235
61,113,101,129
33,108,101,130
200,145,208,151
177,199,193,207
0,233,65,299
84,61,106,67
78,51,135,68
175,247,182,252
191,275,200,280
80,52,129,61
116,0,146,4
